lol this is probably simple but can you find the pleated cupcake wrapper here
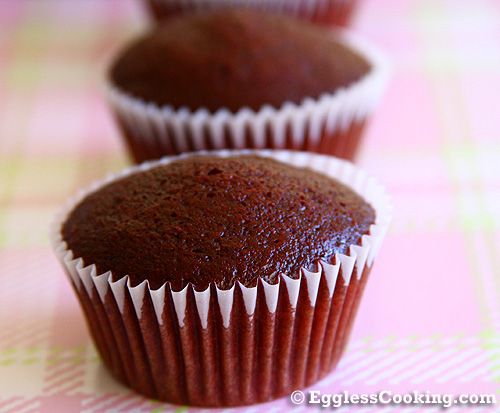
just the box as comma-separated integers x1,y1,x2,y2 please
50,150,391,406
106,30,390,163
146,0,358,26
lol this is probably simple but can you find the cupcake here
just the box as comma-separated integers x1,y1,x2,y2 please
51,150,391,406
144,0,360,27
107,10,389,163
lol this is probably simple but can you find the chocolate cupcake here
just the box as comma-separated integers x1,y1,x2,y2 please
144,0,360,27
51,150,391,406
107,10,389,163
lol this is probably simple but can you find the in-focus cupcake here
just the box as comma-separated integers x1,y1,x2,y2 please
107,10,389,163
51,150,391,406
144,0,360,27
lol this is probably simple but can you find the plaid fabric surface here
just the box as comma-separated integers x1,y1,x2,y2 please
1,0,500,411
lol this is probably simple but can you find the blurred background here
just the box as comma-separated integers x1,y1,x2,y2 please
1,0,500,411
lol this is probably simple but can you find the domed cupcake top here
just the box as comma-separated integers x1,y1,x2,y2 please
110,10,371,113
62,155,375,290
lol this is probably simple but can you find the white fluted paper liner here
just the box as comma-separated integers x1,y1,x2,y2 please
50,150,391,406
107,30,390,163
146,0,359,27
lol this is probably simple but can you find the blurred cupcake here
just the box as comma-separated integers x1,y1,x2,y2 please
107,10,389,163
144,0,360,27
51,150,391,406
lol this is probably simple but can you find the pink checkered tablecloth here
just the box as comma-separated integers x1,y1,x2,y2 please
1,0,500,411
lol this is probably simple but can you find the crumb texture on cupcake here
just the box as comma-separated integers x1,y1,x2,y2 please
110,10,371,113
62,155,375,290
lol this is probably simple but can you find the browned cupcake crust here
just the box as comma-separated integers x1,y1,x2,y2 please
110,10,371,113
62,155,375,290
